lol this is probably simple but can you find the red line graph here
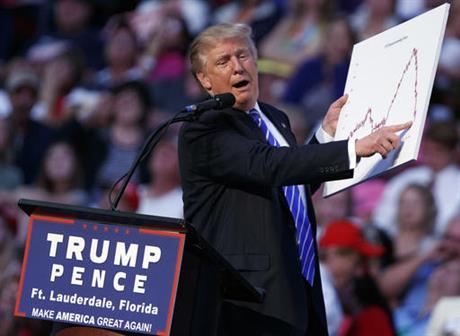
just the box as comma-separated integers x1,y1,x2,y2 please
348,48,418,139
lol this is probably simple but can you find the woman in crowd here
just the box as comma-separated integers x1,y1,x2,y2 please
136,137,183,218
259,0,331,70
393,184,437,259
257,0,332,104
379,184,438,305
0,140,87,244
93,18,144,89
94,80,151,191
282,15,355,126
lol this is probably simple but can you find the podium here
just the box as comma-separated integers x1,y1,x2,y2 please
15,199,263,336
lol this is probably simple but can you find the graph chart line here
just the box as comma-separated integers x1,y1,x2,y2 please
348,48,418,139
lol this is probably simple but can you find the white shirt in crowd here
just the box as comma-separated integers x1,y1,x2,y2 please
136,185,184,219
373,164,460,237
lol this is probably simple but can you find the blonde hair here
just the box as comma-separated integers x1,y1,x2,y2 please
188,23,257,75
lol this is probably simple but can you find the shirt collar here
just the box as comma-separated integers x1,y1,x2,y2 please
246,102,262,114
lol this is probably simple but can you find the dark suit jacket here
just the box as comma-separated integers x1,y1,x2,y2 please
178,102,353,334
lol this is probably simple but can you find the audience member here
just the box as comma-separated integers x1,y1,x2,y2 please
440,216,460,260
319,263,344,336
5,67,56,185
257,0,332,104
0,217,20,285
380,215,460,330
131,1,207,114
137,137,183,218
133,0,209,37
212,0,283,45
378,184,438,304
34,47,86,126
0,273,21,336
282,16,355,126
393,184,437,259
352,180,395,270
132,2,200,114
259,0,331,71
0,140,87,244
56,88,112,191
38,0,104,71
0,117,23,190
95,80,151,190
319,219,395,336
0,218,25,336
143,12,190,83
24,0,103,79
350,0,400,41
373,121,460,236
93,18,144,89
436,0,460,94
0,270,52,336
394,259,460,335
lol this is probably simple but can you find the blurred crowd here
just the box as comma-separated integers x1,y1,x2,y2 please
0,0,459,335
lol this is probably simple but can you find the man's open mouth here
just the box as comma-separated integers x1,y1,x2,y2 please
233,80,250,88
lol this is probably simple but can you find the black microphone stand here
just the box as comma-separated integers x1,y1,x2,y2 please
109,109,199,211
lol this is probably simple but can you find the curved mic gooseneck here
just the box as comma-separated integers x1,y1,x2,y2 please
110,93,236,211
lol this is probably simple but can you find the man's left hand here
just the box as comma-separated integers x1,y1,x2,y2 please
322,94,348,138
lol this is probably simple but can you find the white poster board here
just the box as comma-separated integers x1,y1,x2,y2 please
323,3,450,197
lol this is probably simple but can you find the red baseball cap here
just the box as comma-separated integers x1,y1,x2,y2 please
319,219,384,257
122,182,140,212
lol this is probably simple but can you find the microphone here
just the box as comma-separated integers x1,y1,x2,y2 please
184,93,235,113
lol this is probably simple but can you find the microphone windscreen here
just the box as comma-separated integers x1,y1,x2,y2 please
215,93,236,109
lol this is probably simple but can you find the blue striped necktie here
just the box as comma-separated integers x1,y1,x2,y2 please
249,109,315,285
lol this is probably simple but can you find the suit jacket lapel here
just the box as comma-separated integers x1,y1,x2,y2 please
224,103,298,146
227,108,268,143
259,103,298,147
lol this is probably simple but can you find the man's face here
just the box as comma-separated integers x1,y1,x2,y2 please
321,247,361,291
428,260,460,296
440,217,460,260
421,139,452,172
9,86,37,121
196,38,259,111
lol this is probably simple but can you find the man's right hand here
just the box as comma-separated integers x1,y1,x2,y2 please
355,121,412,158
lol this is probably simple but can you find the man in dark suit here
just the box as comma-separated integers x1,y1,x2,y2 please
179,23,411,335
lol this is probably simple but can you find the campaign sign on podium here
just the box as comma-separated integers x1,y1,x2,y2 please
14,214,185,335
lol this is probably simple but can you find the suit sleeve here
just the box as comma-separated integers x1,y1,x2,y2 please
180,111,353,188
